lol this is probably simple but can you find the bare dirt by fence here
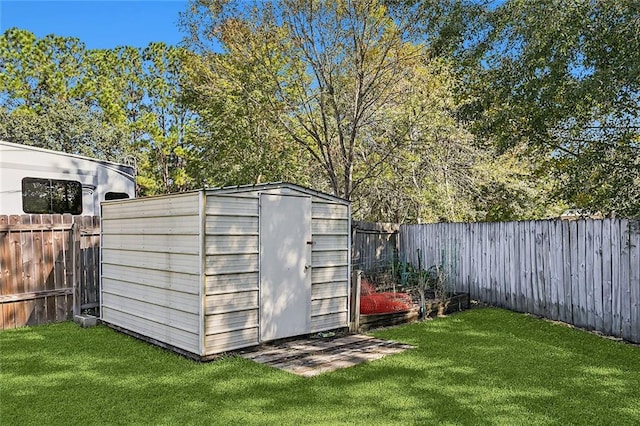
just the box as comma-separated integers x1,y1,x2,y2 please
0,215,100,330
401,219,640,343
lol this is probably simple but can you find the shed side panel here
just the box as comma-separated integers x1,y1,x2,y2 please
310,200,349,332
101,192,201,355
203,195,260,354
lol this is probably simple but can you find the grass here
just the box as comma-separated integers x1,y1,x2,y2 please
1,308,639,425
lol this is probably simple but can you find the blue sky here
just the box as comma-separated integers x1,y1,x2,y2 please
0,0,189,49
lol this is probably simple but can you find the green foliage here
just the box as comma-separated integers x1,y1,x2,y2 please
182,0,454,202
461,0,640,217
0,28,199,195
2,310,639,424
0,102,127,160
181,48,313,187
0,28,129,160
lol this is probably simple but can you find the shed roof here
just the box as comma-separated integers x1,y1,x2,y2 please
206,182,349,205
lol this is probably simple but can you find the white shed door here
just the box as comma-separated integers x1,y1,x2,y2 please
259,193,312,342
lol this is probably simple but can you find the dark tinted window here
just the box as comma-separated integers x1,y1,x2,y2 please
22,177,82,214
105,192,130,201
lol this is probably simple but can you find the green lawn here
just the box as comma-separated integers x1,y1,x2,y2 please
1,308,639,425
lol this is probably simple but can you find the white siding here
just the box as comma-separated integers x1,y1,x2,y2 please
311,311,349,331
206,309,259,334
102,264,199,295
205,253,258,275
102,293,199,332
101,192,202,355
206,290,259,314
102,233,200,255
102,249,199,274
0,140,135,216
101,308,199,352
203,195,261,355
205,235,259,255
205,327,259,354
310,200,349,332
205,273,258,294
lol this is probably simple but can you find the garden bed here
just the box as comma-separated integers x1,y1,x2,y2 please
359,292,470,331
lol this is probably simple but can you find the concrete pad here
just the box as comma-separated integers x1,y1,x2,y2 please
238,334,412,377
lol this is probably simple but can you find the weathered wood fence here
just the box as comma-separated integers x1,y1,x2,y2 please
351,221,399,274
0,215,100,330
400,219,640,343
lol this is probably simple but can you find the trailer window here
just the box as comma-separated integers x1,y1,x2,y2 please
22,177,82,214
105,192,130,200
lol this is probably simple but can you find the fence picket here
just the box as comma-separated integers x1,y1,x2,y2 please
471,223,479,300
491,223,497,305
629,220,640,343
548,221,561,320
620,219,632,340
542,221,553,319
574,220,586,328
586,219,595,330
8,215,24,327
533,221,544,316
0,216,9,328
30,215,45,325
508,221,517,310
497,222,504,307
601,219,612,335
593,220,604,333
561,220,573,324
611,221,622,335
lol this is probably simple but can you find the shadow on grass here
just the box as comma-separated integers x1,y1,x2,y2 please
1,308,639,425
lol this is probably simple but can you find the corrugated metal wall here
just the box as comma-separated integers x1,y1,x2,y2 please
204,194,260,353
101,192,202,354
309,200,349,332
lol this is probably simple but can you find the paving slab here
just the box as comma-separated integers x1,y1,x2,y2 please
238,334,413,377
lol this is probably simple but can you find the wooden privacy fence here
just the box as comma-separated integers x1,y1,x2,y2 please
0,215,100,330
351,221,399,274
400,219,640,343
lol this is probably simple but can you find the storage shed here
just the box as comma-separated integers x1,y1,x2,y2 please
100,183,350,358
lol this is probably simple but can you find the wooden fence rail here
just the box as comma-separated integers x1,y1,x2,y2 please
351,221,399,274
400,219,640,343
0,214,100,330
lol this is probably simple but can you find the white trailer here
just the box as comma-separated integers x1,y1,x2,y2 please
0,140,136,216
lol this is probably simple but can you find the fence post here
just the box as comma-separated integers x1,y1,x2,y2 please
349,270,362,332
72,220,81,318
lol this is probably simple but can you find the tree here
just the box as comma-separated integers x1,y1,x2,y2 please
181,48,313,188
463,0,640,217
182,0,549,222
0,28,129,160
352,59,484,222
0,101,127,160
183,0,439,200
85,43,199,194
